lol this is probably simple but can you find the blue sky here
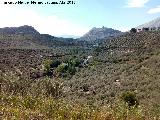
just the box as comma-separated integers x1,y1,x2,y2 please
0,0,160,37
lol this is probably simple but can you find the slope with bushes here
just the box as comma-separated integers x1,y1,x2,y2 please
0,31,160,119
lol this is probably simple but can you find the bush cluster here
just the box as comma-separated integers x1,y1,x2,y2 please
121,91,139,107
43,57,82,78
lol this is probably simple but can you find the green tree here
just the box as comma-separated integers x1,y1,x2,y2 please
130,28,137,33
43,59,53,76
43,59,61,76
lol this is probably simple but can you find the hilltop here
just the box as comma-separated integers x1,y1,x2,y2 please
0,25,40,35
79,26,122,42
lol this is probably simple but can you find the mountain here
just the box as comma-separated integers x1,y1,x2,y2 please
137,17,160,29
79,26,122,42
0,25,87,49
0,25,40,35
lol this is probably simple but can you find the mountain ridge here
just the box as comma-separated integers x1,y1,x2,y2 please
136,17,160,29
0,25,40,35
0,25,85,48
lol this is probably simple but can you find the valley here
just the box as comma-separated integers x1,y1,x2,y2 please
0,21,160,119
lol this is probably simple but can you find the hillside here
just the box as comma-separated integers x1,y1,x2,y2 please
1,31,160,103
0,31,160,119
63,31,160,106
0,25,86,49
79,26,122,42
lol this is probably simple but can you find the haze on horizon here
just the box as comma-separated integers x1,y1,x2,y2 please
0,0,160,37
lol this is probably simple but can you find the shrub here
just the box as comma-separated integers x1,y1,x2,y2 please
121,91,139,107
43,59,53,76
56,64,68,74
130,28,137,33
72,58,81,67
67,65,76,75
45,80,63,98
43,59,61,76
50,60,61,68
142,27,149,31
81,84,90,92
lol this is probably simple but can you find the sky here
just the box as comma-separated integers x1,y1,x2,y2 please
0,0,160,37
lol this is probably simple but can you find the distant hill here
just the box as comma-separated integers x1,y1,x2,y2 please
137,17,160,29
79,27,122,42
0,25,40,35
0,25,86,49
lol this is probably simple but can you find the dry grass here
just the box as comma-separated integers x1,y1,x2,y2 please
0,73,160,120
1,94,155,120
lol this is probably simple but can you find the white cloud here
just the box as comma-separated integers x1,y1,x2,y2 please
125,0,150,8
148,6,160,14
0,3,89,36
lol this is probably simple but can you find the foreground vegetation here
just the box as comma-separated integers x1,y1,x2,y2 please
1,93,160,119
1,73,160,120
